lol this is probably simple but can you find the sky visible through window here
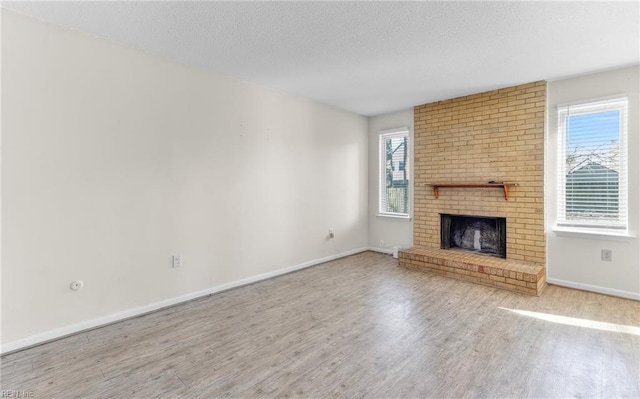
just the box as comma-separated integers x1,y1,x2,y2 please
567,110,619,149
566,110,620,172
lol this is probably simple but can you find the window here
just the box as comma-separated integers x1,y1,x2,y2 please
557,96,628,230
379,128,410,217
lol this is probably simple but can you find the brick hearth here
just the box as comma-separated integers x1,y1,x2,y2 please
399,247,546,296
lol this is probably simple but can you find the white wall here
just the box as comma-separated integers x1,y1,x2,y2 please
367,109,414,251
1,10,368,350
546,66,640,299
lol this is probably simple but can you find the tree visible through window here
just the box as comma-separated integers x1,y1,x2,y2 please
379,128,409,216
558,97,627,229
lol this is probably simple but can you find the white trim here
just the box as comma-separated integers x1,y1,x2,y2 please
378,126,409,135
379,127,410,217
556,96,628,230
368,246,412,260
552,226,635,241
367,246,394,255
556,94,627,109
547,277,640,301
0,247,369,355
376,213,412,220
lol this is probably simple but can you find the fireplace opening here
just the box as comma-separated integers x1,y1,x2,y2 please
440,214,506,258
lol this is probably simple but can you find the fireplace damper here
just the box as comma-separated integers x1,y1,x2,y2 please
440,214,506,258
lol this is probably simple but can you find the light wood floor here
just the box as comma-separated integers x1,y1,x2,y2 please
1,251,639,398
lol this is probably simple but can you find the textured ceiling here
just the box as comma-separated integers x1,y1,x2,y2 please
2,1,639,116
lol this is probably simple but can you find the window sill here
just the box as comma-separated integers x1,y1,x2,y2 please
552,226,635,241
377,213,412,221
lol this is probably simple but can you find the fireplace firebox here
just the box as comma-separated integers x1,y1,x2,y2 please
440,214,506,258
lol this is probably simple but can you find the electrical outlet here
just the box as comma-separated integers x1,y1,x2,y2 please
379,240,385,248
601,249,612,262
329,229,335,239
172,255,182,268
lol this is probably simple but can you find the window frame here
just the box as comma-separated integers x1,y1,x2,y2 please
378,127,411,219
556,95,628,232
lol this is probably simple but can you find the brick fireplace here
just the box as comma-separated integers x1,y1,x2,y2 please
399,81,547,295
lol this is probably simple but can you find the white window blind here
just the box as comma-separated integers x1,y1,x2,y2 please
379,128,409,217
557,96,628,230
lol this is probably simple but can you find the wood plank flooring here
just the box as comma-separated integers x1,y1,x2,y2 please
1,251,639,398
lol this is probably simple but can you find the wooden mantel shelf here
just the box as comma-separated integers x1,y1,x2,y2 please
428,182,519,200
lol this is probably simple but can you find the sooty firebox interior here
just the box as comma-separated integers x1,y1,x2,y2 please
440,214,506,258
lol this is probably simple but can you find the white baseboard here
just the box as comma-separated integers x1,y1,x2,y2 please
367,246,394,255
0,247,369,355
546,277,640,301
